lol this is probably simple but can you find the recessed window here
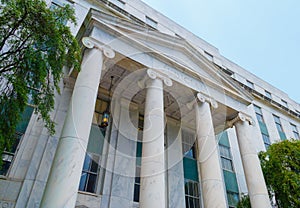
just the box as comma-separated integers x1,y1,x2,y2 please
204,51,213,61
219,145,233,171
79,153,99,193
145,16,157,28
133,141,142,202
184,179,200,208
281,99,288,108
113,0,125,8
133,116,144,202
254,105,271,149
254,105,264,123
291,123,300,140
265,90,272,99
262,133,271,149
273,114,286,140
246,80,254,89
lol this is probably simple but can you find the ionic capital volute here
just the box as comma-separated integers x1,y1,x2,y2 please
227,112,254,128
82,37,115,59
138,69,173,88
187,92,218,110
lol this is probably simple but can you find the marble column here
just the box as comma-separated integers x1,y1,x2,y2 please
192,92,227,208
40,37,115,208
139,69,172,208
229,113,271,208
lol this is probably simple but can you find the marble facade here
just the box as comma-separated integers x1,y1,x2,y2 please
1,1,299,208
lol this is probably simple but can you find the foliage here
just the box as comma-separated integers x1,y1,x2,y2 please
0,0,81,155
259,139,300,208
236,194,251,208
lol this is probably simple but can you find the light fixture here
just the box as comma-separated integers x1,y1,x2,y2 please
99,76,114,128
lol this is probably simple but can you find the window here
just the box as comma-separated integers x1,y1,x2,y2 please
246,80,254,89
112,0,125,8
134,116,143,202
262,133,271,149
254,105,264,123
50,0,70,25
281,99,288,108
1,106,34,175
145,16,157,28
254,105,271,149
204,51,213,61
217,131,239,207
79,154,99,193
182,129,201,208
273,115,286,140
184,179,200,208
273,115,283,132
291,123,300,140
265,90,272,99
134,142,142,202
79,123,105,193
182,129,196,159
219,145,233,171
227,192,239,207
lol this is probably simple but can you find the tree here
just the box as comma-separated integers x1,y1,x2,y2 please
259,139,300,208
0,0,81,156
237,194,251,208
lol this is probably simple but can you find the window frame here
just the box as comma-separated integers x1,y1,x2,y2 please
219,144,234,172
246,80,254,89
291,123,300,139
265,90,272,99
184,179,201,208
145,16,158,28
79,153,100,193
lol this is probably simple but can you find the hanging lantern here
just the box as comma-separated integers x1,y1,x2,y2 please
100,110,110,128
99,76,114,129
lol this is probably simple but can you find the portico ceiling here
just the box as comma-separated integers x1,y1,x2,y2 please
98,56,237,134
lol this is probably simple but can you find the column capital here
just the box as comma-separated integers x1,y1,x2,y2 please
187,92,218,109
138,69,173,88
227,112,254,128
82,37,115,59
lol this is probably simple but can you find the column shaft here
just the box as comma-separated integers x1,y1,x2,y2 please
41,48,103,207
235,120,271,208
140,78,166,208
195,101,227,208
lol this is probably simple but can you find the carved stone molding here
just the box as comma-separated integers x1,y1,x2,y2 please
82,37,115,59
187,92,218,109
0,201,14,208
227,112,254,128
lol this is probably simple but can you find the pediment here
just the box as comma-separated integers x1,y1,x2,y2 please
80,8,253,106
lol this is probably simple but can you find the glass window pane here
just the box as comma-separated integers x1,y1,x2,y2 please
90,159,98,173
194,198,200,208
185,181,189,195
276,123,283,132
188,182,193,196
189,197,194,208
193,182,199,197
134,184,140,202
86,174,97,193
79,173,88,191
294,132,300,139
82,155,91,171
185,196,189,208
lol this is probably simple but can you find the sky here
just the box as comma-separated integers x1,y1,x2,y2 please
141,0,300,103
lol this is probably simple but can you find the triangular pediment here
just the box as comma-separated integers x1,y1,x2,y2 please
80,8,253,106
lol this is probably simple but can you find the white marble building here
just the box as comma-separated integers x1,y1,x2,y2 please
1,0,300,208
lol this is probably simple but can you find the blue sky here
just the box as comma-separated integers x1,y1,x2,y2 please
142,0,300,103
